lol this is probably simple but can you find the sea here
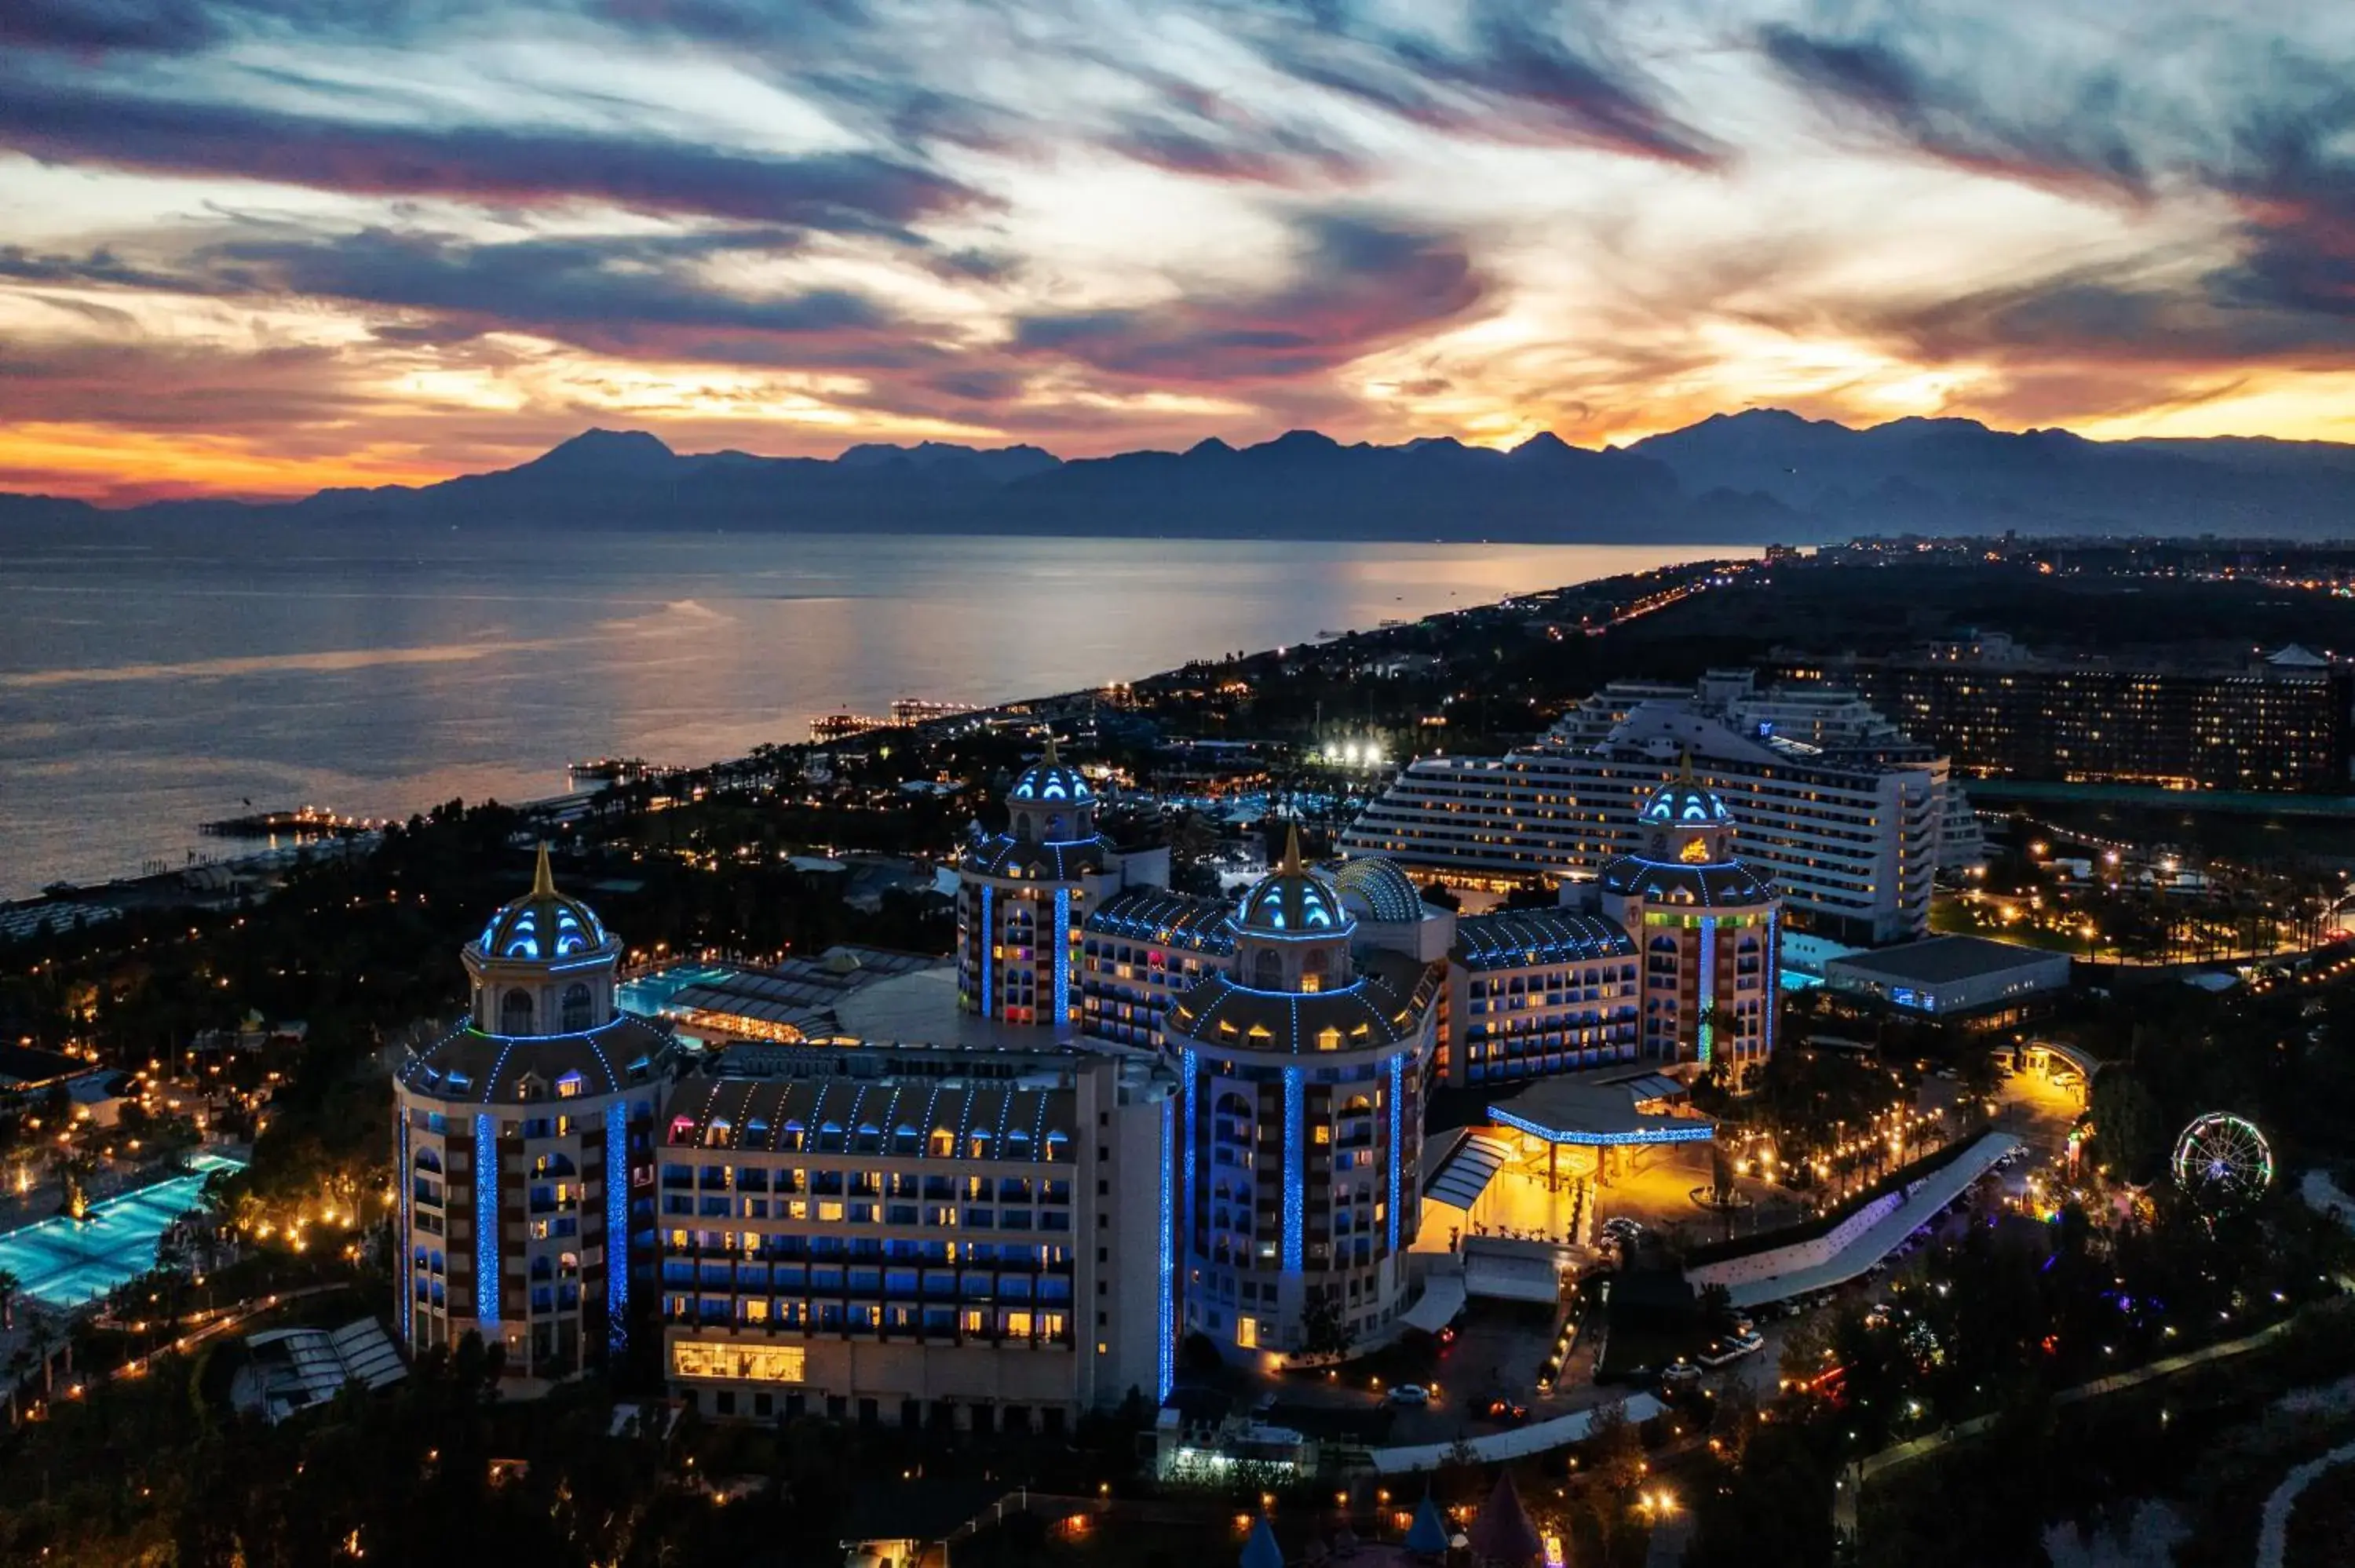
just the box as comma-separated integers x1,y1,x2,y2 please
0,520,1752,899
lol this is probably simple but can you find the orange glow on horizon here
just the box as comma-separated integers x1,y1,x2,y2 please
0,423,457,504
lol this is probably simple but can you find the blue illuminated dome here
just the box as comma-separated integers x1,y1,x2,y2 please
476,844,612,962
1007,733,1093,804
1640,779,1734,827
1238,824,1353,935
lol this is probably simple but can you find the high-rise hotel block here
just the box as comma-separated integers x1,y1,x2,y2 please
392,848,670,1376
1161,830,1439,1358
652,1041,1174,1430
1341,671,1957,946
956,738,1167,1031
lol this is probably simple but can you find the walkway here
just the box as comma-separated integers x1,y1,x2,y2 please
1367,1393,1664,1474
2256,1439,2355,1568
1720,1133,2020,1309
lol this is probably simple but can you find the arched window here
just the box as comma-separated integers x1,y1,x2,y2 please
560,983,593,1033
499,987,535,1035
1254,949,1283,988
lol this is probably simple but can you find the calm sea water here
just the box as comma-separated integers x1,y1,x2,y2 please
0,522,1747,898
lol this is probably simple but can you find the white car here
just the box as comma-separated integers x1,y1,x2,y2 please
1387,1384,1431,1406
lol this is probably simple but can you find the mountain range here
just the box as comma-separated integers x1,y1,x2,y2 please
7,409,2354,542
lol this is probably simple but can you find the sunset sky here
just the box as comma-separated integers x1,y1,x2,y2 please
5,0,2354,501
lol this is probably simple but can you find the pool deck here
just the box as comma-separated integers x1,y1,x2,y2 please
0,1152,244,1308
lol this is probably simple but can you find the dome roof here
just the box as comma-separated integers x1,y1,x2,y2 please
397,1012,666,1104
1007,734,1092,804
1331,855,1426,924
1639,752,1734,828
1237,824,1353,936
475,844,612,962
1640,779,1733,827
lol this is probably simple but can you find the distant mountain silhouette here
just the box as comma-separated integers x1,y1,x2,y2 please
9,410,2355,541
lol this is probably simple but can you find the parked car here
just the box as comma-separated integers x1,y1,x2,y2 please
1387,1384,1431,1406
1697,1332,1765,1369
1660,1360,1703,1391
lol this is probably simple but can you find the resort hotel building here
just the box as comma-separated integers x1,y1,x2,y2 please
1338,669,1973,946
390,744,1782,1412
392,847,672,1377
1159,830,1438,1355
956,736,1169,1032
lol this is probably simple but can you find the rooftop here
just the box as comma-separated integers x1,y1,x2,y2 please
1451,907,1635,970
1083,887,1238,953
1487,1073,1713,1147
1824,934,2067,985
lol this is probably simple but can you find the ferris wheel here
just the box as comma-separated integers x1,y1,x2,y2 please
2170,1113,2273,1212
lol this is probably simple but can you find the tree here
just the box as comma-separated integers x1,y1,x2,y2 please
1168,811,1225,897
1583,1398,1646,1497
1299,1288,1352,1358
0,1267,17,1332
1708,1374,1763,1467
2087,1066,2167,1183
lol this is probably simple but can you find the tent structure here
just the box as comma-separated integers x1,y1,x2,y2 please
1241,1517,1287,1568
1466,1472,1545,1566
1403,1497,1450,1557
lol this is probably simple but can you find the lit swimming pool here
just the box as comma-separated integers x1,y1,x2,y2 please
0,1152,245,1307
616,963,736,1019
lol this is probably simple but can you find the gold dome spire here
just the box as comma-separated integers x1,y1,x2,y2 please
531,840,556,897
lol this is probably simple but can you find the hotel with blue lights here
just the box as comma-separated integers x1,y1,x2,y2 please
1158,828,1438,1358
389,738,1779,1408
392,846,670,1377
957,737,1168,1032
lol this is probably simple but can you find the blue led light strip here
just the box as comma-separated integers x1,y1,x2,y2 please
1762,907,1779,1064
398,1110,412,1342
1181,1049,1197,1269
1486,1106,1716,1147
1282,1067,1304,1274
980,886,994,1018
1053,888,1072,1026
1157,1093,1176,1400
475,1112,501,1333
1697,920,1717,1068
1387,1055,1402,1255
605,1100,630,1355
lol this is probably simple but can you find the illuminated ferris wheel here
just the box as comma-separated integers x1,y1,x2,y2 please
2170,1113,2273,1213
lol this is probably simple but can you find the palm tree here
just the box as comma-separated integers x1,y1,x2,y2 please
0,1268,17,1331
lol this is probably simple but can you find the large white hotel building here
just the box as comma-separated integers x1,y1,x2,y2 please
1338,670,1977,946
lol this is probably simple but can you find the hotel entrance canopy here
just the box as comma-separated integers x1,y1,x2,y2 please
1487,1074,1714,1147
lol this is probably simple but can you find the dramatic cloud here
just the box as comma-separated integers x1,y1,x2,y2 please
8,0,2355,498
0,78,984,232
1756,24,2153,199
1012,215,1485,384
1258,2,1724,166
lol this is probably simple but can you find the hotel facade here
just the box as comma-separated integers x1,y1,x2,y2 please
393,746,1778,1414
1339,670,1964,946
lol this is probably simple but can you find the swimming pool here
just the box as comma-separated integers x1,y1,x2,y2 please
0,1151,245,1307
615,963,736,1019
